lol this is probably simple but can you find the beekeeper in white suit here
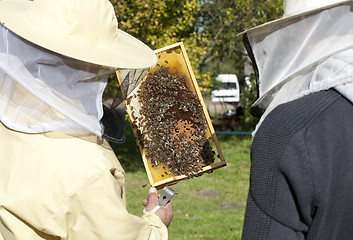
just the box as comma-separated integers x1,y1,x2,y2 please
0,0,172,239
240,0,353,239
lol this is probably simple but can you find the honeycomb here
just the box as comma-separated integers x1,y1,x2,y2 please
124,43,225,187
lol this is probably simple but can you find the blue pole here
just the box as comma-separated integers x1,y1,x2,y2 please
215,131,252,135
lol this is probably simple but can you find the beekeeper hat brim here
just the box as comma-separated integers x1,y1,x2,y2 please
0,0,157,69
238,0,352,37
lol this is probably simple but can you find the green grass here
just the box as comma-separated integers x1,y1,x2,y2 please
110,125,252,240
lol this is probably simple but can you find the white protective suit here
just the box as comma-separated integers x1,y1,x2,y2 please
0,124,167,240
0,20,167,240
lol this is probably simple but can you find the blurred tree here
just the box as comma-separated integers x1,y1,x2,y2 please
194,0,283,130
238,75,259,131
195,0,282,79
112,0,197,47
110,0,210,87
108,0,283,131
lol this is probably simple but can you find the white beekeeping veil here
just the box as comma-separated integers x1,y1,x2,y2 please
0,24,149,142
0,24,112,136
243,3,353,134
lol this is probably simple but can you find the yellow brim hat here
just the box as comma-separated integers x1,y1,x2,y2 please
0,0,157,69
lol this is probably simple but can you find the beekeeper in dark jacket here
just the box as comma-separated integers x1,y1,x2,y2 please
240,0,353,239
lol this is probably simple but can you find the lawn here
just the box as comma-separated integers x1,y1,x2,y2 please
110,125,252,240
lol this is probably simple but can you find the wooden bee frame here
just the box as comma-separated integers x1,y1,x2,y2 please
117,42,226,189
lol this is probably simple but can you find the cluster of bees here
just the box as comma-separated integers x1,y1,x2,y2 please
128,66,215,178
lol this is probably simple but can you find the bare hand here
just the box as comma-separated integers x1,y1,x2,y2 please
142,187,173,227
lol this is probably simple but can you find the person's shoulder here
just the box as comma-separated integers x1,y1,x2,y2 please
257,90,342,139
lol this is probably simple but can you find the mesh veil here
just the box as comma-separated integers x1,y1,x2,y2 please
247,3,353,112
101,68,149,143
0,23,148,141
246,3,353,135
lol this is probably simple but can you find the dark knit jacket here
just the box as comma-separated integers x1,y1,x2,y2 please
242,89,353,240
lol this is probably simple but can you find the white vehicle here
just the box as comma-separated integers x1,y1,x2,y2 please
211,74,240,103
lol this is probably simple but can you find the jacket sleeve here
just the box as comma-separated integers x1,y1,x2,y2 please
242,131,315,240
57,169,168,240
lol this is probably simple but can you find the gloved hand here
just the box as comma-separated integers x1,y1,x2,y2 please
142,187,173,227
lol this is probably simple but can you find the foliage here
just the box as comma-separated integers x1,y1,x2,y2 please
194,0,282,130
110,0,210,87
107,0,283,131
238,75,259,131
112,0,197,47
195,0,283,77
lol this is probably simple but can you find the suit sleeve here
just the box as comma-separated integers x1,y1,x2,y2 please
58,169,167,240
242,131,315,240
